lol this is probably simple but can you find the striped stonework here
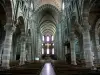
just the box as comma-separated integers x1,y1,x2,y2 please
82,27,94,68
1,25,15,69
82,10,94,67
1,0,13,69
70,32,77,65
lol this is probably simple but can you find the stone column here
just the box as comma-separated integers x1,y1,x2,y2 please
55,33,59,59
10,49,13,61
27,44,32,62
35,30,38,58
58,24,64,60
96,45,100,63
95,31,100,64
19,31,26,65
65,46,68,54
0,43,3,64
1,25,16,69
13,46,17,61
82,11,94,68
37,35,42,59
82,25,94,67
0,44,1,64
19,41,26,65
32,24,37,60
70,32,77,65
31,30,34,61
79,37,84,60
65,46,67,61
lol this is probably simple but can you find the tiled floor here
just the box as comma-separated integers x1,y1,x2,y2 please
40,63,56,75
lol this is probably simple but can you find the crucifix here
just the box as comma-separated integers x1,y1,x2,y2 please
45,43,51,48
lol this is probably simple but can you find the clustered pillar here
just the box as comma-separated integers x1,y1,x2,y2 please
82,13,94,67
1,25,15,69
83,27,94,67
70,32,77,65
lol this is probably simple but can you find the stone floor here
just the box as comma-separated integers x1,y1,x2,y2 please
40,63,55,75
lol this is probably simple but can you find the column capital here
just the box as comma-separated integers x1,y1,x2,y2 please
82,10,90,32
4,25,16,34
82,25,91,34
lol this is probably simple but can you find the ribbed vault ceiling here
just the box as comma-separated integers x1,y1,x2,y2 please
34,0,62,11
40,21,56,36
36,4,59,37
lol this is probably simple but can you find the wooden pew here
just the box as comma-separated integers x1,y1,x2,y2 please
52,60,94,75
0,61,44,75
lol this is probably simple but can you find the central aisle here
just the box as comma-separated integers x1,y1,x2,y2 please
40,63,56,75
